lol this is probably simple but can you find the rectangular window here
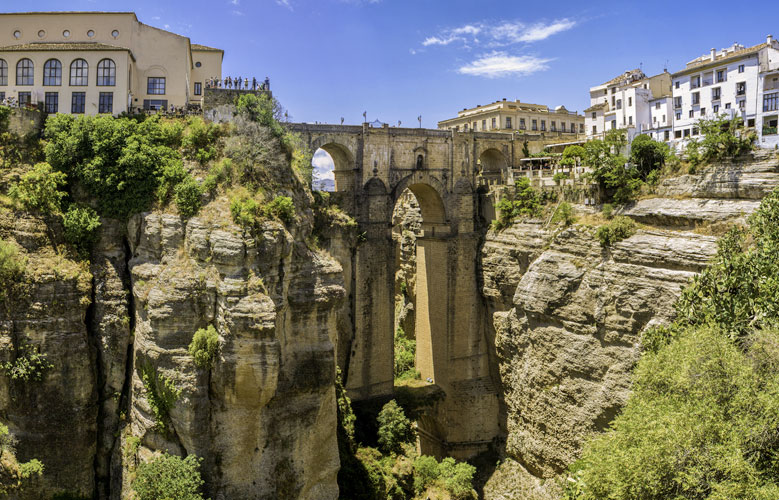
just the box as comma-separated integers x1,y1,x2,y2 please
675,130,682,139
0,63,6,86
716,69,726,82
540,120,546,131
654,116,657,123
71,92,85,113
713,104,719,113
99,92,113,113
712,87,721,100
464,124,469,132
684,129,690,138
616,99,622,110
764,93,779,112
692,92,700,105
482,119,486,130
725,102,731,109
738,99,746,110
44,92,58,113
655,102,660,109
571,123,576,133
738,64,745,73
689,110,694,118
194,82,202,96
18,91,31,106
736,82,746,96
628,97,632,107
592,125,597,134
591,111,596,119
676,111,682,120
611,96,615,107
700,108,706,116
505,117,512,129
664,130,670,141
531,119,537,131
579,124,584,133
561,121,565,131
491,117,496,128
692,127,699,136
674,96,682,108
147,77,166,95
143,99,168,111
691,75,700,89
628,116,633,125
519,118,525,130
662,115,666,122
0,92,4,102
473,122,477,131
675,81,680,89
550,121,556,131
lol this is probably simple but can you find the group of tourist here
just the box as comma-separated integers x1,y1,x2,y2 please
205,76,270,91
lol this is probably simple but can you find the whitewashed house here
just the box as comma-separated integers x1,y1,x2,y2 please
671,36,779,150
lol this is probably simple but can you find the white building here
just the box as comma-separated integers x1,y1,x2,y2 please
671,36,779,149
585,69,672,146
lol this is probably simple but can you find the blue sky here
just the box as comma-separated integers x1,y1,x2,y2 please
9,0,779,128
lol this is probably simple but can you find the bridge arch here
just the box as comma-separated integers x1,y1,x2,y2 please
311,139,355,192
478,148,508,183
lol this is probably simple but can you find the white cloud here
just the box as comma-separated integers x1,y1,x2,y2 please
312,150,335,180
514,19,576,42
421,18,576,49
276,0,293,10
458,52,552,78
231,0,239,4
232,9,244,15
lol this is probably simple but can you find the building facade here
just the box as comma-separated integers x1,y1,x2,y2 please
438,98,585,137
670,36,779,149
584,69,672,144
0,12,223,115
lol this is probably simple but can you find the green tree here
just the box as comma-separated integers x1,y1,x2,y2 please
685,115,755,166
263,195,295,225
132,453,205,500
559,145,586,166
188,325,219,369
596,216,636,247
174,176,204,218
394,327,416,380
567,327,779,500
9,162,67,213
376,400,414,454
630,134,669,180
63,204,101,256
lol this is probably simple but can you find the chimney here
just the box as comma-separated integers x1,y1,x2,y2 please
710,48,716,61
503,98,507,101
769,34,775,45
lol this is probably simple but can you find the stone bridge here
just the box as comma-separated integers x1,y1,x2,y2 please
288,123,551,457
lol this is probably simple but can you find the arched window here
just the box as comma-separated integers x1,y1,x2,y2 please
0,60,7,86
96,58,115,86
43,59,62,86
416,155,424,169
69,59,88,86
16,58,33,86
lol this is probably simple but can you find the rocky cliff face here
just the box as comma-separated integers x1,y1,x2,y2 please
0,202,346,499
481,150,779,498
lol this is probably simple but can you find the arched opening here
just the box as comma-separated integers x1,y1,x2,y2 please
311,148,335,191
478,148,508,183
391,182,449,455
311,142,354,192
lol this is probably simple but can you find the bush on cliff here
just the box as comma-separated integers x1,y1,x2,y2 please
0,238,25,289
596,215,636,247
8,162,67,213
685,115,755,166
493,177,542,230
63,204,101,256
44,114,183,218
174,176,204,218
0,423,44,496
188,325,219,369
393,326,417,381
413,455,476,499
132,453,205,500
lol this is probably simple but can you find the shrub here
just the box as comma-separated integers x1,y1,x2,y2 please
630,134,668,179
685,115,755,166
9,162,67,213
0,105,10,134
553,171,569,184
601,203,614,219
132,453,205,500
551,202,576,226
493,177,542,229
394,327,416,380
596,216,636,247
1,343,53,382
63,205,101,256
139,363,180,432
188,325,219,369
567,327,779,500
559,145,586,167
230,193,261,229
44,113,183,218
0,238,25,287
174,176,203,218
376,400,414,454
236,93,285,138
156,160,188,205
18,459,44,479
264,195,295,225
413,455,440,493
182,117,222,164
438,457,476,499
